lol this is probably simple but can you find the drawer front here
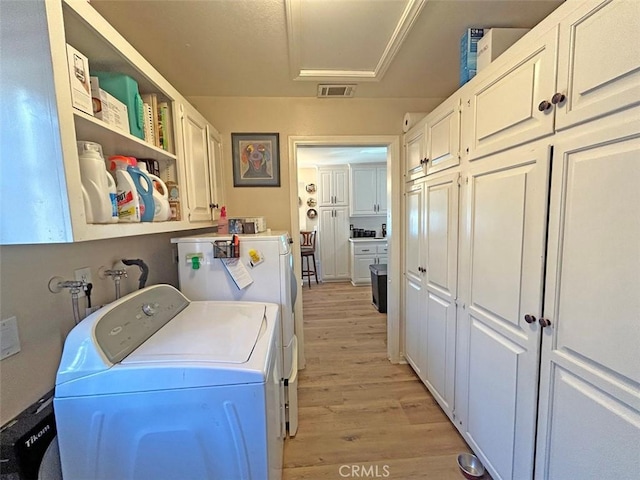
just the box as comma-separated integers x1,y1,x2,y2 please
376,244,388,254
354,244,376,255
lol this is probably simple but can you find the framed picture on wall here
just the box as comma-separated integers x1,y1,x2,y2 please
231,133,280,187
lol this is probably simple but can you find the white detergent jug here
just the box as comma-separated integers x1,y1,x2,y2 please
137,163,171,221
78,141,118,224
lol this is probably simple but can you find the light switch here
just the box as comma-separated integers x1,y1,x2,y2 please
1,316,21,360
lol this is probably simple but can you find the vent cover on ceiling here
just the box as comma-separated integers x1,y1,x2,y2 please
317,84,357,98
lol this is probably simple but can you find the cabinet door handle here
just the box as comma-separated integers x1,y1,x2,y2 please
538,100,552,112
524,314,537,324
551,92,566,105
539,317,552,328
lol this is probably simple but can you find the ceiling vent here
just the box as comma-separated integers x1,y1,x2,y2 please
317,84,357,98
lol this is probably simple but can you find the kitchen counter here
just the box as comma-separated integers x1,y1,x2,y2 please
349,238,386,243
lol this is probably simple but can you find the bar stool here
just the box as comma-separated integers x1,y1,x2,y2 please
300,231,318,287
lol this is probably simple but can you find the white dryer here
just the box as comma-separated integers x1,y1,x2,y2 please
54,284,283,480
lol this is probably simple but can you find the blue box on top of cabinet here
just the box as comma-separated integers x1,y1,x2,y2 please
460,28,485,85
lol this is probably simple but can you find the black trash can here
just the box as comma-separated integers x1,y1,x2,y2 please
369,263,387,313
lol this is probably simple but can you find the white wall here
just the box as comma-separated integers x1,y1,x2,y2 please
0,228,212,424
298,167,319,231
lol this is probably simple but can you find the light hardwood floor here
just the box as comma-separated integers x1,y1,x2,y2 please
283,281,471,479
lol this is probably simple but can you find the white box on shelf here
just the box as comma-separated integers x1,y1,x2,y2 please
66,44,93,116
90,77,129,133
477,28,530,72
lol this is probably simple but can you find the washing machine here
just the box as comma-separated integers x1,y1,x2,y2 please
53,284,284,480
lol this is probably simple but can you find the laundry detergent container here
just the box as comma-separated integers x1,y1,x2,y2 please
92,72,144,140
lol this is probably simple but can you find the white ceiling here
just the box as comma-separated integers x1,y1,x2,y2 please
90,0,563,99
297,146,388,167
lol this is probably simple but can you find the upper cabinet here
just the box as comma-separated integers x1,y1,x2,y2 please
0,0,220,244
180,103,224,223
318,166,349,207
350,164,387,216
555,0,640,131
462,0,640,161
463,27,558,160
404,96,461,182
405,120,427,182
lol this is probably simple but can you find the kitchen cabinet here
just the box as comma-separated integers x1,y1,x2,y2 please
318,166,349,207
318,206,350,281
404,96,461,181
180,103,224,223
349,164,387,216
0,0,219,244
350,240,387,286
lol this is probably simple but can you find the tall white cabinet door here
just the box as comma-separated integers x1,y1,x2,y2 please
465,27,558,161
181,104,212,222
535,118,640,480
423,172,459,416
555,0,640,131
318,170,334,206
459,142,550,480
333,207,351,278
403,182,425,378
333,169,349,206
206,126,224,222
376,166,387,214
318,207,336,279
426,99,461,175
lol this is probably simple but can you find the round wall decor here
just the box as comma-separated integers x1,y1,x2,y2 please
305,183,317,193
306,208,317,219
307,198,317,207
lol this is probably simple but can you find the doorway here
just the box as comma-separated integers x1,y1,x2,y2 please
288,136,402,367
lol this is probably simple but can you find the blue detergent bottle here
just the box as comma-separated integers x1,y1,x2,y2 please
126,164,155,222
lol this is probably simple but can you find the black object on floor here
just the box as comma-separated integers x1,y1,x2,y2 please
369,263,387,313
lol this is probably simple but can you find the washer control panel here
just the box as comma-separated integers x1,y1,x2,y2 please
94,285,189,364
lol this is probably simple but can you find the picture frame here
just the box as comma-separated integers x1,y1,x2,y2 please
231,133,280,187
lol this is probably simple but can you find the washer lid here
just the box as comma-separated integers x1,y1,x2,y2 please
122,303,267,365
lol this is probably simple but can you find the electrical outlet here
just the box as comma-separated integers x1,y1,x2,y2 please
74,267,92,298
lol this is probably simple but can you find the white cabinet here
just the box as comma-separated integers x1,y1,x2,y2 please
0,0,217,244
403,181,426,379
424,98,461,175
403,172,459,418
463,0,640,161
318,166,349,207
402,4,640,479
405,121,427,182
350,241,387,285
404,96,461,182
555,0,640,131
350,164,387,216
534,114,639,480
463,27,558,160
207,126,225,223
318,207,350,281
180,103,224,223
456,142,550,480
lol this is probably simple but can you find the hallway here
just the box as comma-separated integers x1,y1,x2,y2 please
283,282,470,479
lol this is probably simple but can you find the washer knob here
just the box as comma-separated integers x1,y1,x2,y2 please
142,303,156,316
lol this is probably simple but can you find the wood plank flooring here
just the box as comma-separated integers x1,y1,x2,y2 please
283,282,471,480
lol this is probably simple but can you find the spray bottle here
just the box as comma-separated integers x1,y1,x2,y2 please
218,206,228,234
